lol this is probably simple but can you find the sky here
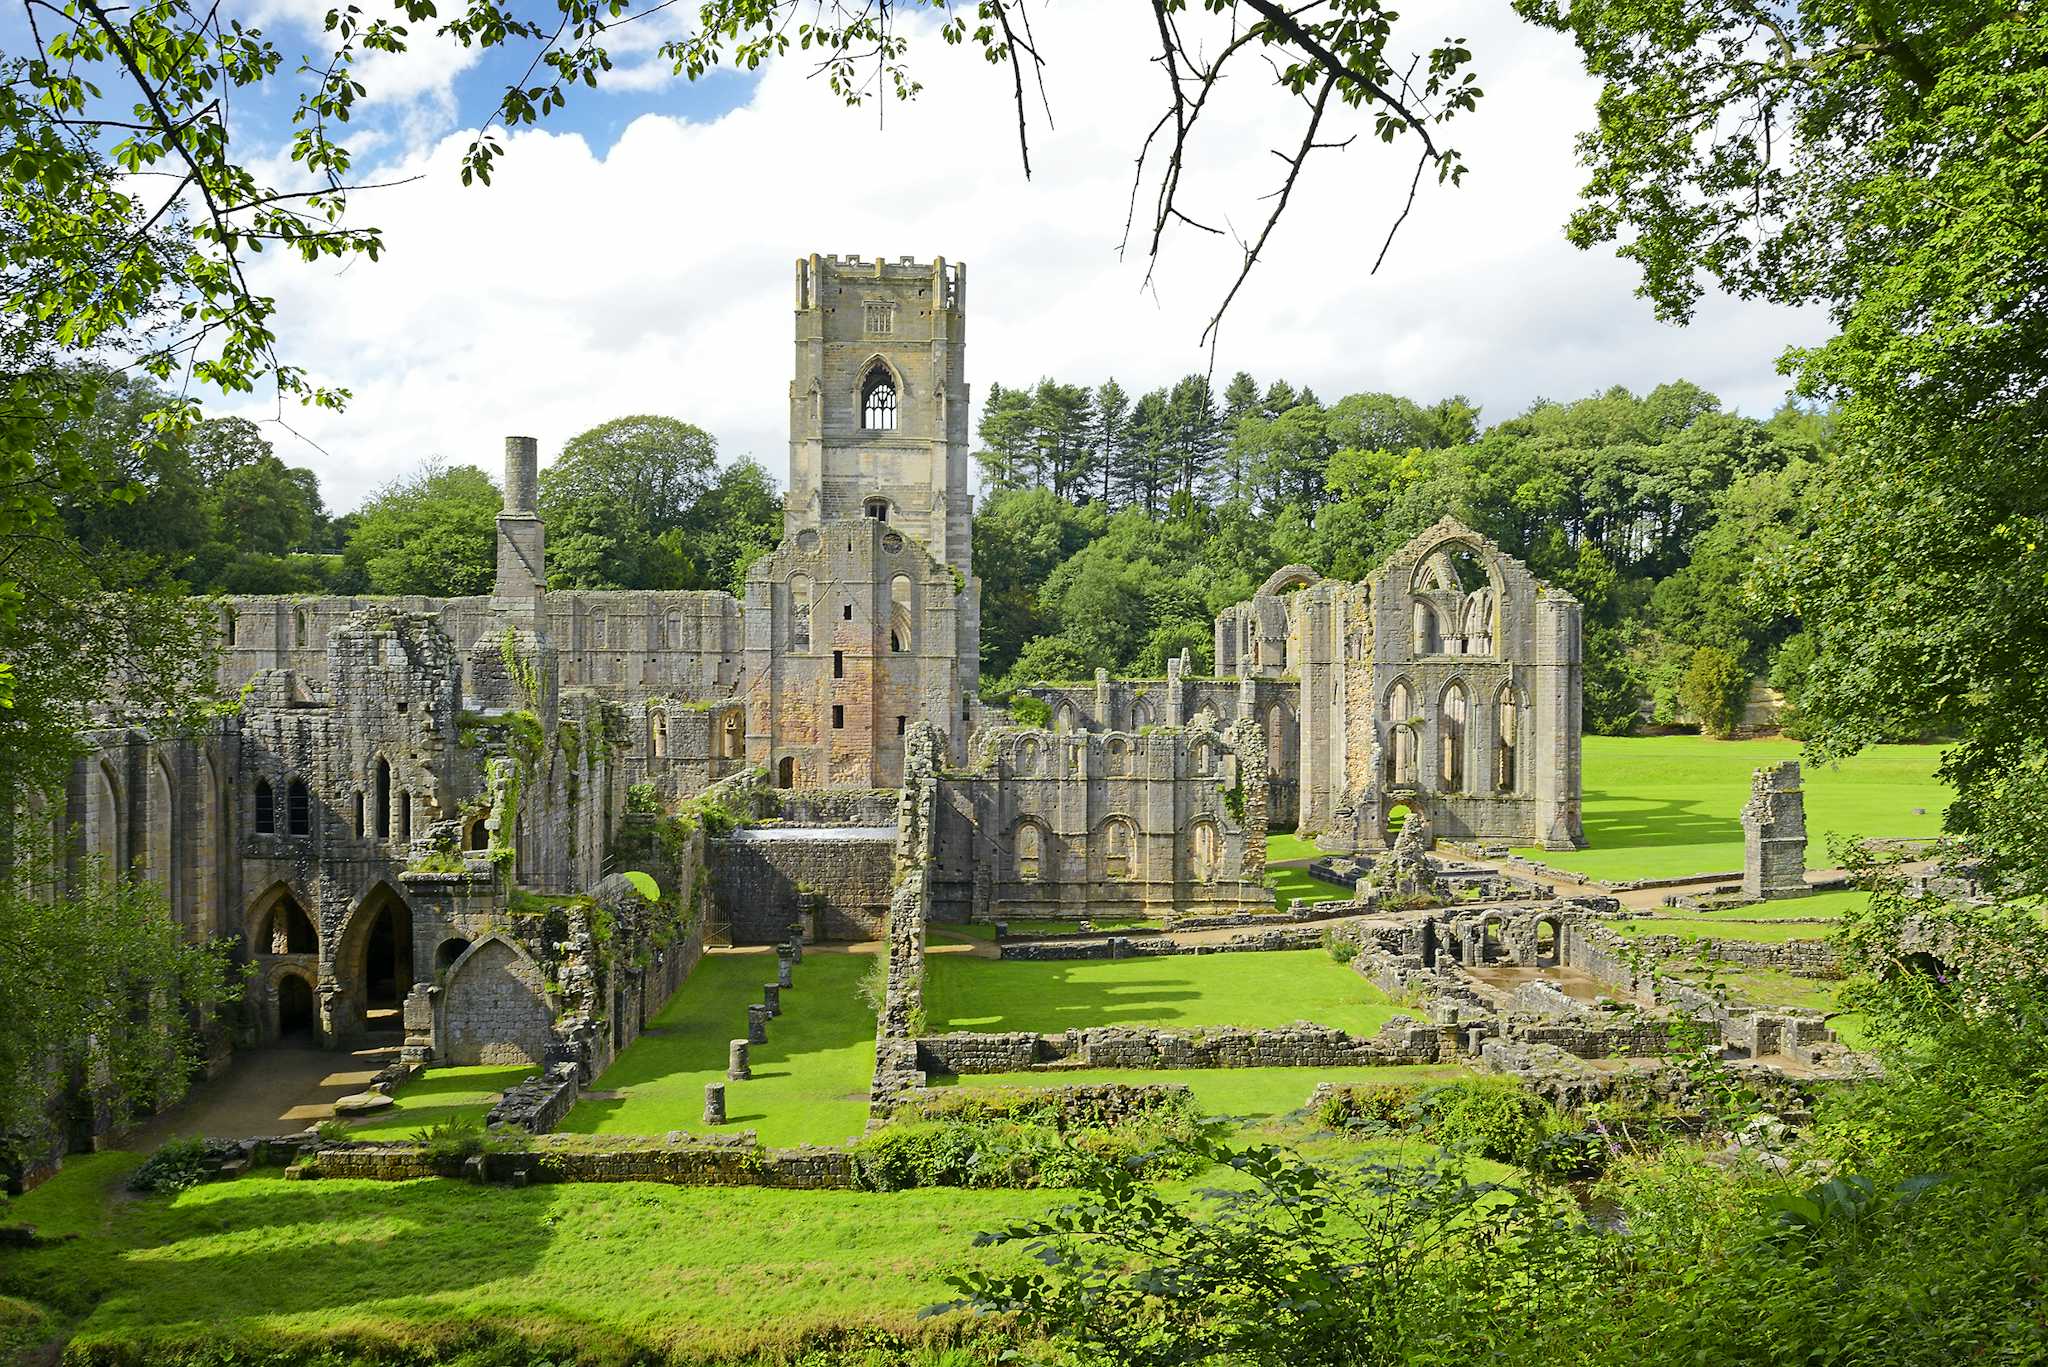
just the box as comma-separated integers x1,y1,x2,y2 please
191,1,1829,512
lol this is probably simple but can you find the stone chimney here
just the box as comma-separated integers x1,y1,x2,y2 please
494,435,545,603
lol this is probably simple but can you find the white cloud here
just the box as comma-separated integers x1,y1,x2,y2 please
226,2,1829,512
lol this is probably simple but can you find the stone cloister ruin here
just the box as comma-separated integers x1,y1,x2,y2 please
29,254,1864,1165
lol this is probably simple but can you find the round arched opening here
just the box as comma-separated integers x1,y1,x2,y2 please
1534,919,1560,967
277,974,316,1036
777,756,797,789
1386,803,1414,840
435,937,473,976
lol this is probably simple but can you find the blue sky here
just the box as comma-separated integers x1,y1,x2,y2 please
24,2,1829,511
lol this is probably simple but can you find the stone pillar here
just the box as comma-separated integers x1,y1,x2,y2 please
746,1005,769,1044
1741,760,1809,900
727,1039,751,1080
763,982,781,1017
703,1082,726,1125
786,935,804,962
776,955,794,989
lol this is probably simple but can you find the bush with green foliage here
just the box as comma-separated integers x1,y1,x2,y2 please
125,1138,215,1194
1678,645,1751,737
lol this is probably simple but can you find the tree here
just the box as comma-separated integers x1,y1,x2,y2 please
343,462,500,597
685,457,784,596
1526,0,2048,888
1679,646,1750,738
0,852,236,1165
539,416,719,590
974,382,1036,492
1092,380,1132,507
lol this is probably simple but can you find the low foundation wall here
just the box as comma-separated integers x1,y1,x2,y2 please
915,1017,1441,1074
999,921,1355,961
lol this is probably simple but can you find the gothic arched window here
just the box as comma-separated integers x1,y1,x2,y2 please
861,368,898,431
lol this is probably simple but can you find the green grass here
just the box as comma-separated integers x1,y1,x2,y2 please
1678,888,1869,920
931,1064,1465,1123
560,950,878,1148
1267,866,1353,910
1510,735,1946,881
1,1153,1053,1363
925,949,1406,1037
1265,831,1326,863
1604,917,1840,944
341,1064,536,1141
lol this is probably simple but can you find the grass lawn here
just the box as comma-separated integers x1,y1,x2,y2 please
559,950,878,1148
1268,866,1353,910
1266,831,1326,863
1511,735,1947,881
0,1151,1051,1364
1605,918,1839,944
342,1064,536,1141
1678,888,1869,921
931,1063,1465,1123
925,949,1406,1037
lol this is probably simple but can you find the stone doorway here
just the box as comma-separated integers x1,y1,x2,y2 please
277,973,316,1035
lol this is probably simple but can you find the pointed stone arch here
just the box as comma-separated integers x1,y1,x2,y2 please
334,880,416,1035
441,933,552,1065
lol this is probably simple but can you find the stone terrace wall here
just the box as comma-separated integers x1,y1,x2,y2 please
1566,921,1840,994
915,1016,1441,1074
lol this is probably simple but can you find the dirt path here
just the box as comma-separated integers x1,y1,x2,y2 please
125,1035,402,1147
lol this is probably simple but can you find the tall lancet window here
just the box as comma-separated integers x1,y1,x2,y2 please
861,366,898,431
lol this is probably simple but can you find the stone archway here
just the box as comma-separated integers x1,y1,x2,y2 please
335,882,416,1036
275,970,317,1037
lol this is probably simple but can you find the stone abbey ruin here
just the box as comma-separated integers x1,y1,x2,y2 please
32,254,1869,1167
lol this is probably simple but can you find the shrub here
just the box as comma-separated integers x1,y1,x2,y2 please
858,951,891,1013
127,1137,214,1193
1415,1079,1556,1166
854,1111,1206,1190
313,1119,353,1144
1529,1127,1610,1179
1322,926,1362,963
1678,645,1751,737
625,781,661,815
1313,1082,1419,1134
1004,694,1053,729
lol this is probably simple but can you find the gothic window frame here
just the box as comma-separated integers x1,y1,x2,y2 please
858,358,901,432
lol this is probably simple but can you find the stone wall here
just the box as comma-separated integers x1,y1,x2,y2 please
710,829,895,943
914,1016,1441,1074
929,717,1271,921
997,921,1349,960
870,722,940,1114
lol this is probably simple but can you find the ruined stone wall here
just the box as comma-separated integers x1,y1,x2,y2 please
212,591,742,705
934,719,1270,921
709,831,895,943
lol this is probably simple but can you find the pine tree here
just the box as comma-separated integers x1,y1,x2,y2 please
1093,378,1131,506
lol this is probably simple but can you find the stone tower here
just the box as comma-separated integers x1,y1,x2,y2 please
786,254,971,578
